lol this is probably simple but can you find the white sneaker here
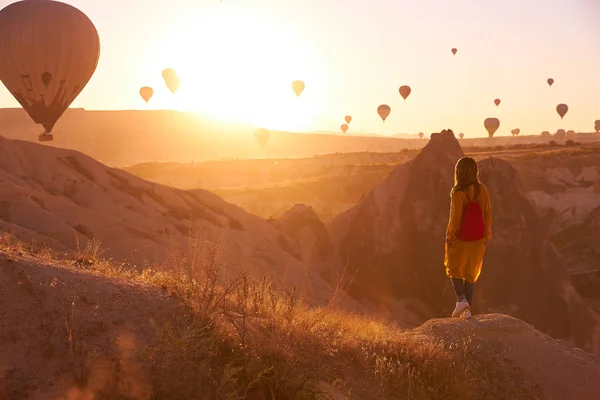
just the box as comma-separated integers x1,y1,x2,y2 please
451,300,470,318
460,309,472,319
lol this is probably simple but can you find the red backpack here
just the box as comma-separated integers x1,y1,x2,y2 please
458,189,485,241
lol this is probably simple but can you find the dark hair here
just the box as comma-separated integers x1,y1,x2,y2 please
451,157,480,197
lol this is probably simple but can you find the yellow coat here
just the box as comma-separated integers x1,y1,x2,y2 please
444,183,492,283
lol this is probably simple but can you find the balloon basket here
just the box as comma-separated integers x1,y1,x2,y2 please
38,133,53,142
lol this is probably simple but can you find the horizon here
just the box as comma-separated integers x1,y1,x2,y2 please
8,106,597,139
0,0,598,138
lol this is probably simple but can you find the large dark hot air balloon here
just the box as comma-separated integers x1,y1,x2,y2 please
139,86,153,103
556,103,568,119
292,80,304,97
254,128,270,148
377,104,390,122
484,118,500,137
0,0,101,141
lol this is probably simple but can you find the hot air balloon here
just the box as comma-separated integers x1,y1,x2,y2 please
511,128,520,136
162,68,176,81
484,118,500,137
459,133,464,139
547,78,554,87
556,129,566,138
541,131,550,136
399,85,411,101
494,99,501,106
162,69,180,94
340,124,348,134
0,0,100,142
418,132,424,139
595,120,600,133
556,104,568,119
451,48,457,55
139,86,153,103
292,80,304,97
254,128,270,148
377,104,390,122
162,68,179,93
566,130,575,138
344,115,352,124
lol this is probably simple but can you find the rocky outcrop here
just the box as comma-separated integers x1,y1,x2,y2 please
413,314,600,400
328,130,462,305
515,157,600,275
272,204,332,264
513,156,600,318
328,130,599,353
476,157,597,351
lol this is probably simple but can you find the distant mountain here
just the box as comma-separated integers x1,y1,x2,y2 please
0,108,425,166
391,133,420,138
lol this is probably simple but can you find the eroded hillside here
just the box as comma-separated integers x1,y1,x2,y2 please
1,238,599,400
0,136,338,306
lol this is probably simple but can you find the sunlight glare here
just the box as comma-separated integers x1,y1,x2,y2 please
146,2,327,132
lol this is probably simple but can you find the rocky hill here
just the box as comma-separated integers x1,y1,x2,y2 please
0,135,337,304
270,204,333,264
1,244,599,400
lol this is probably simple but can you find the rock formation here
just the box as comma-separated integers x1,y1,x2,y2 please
328,130,599,353
271,204,332,264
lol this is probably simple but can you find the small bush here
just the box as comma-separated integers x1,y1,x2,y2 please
228,218,244,230
73,235,105,267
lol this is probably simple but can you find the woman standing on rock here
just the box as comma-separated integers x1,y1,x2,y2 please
444,156,492,319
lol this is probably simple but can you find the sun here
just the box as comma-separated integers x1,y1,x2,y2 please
143,2,327,132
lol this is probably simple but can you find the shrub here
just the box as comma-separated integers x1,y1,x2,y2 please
228,218,244,230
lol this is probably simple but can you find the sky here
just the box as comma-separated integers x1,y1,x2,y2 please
0,0,598,137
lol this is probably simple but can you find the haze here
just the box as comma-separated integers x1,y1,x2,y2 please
1,0,598,137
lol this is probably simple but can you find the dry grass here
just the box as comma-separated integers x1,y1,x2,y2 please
0,231,539,400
